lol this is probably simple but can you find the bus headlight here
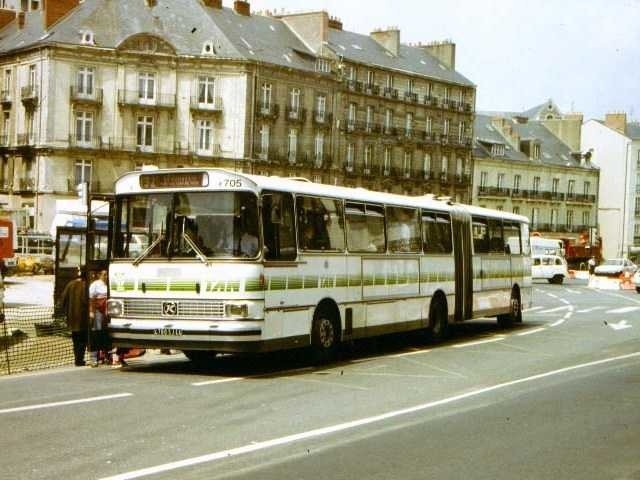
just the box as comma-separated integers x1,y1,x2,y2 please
107,299,124,317
225,303,249,318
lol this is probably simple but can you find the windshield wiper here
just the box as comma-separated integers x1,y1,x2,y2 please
182,232,209,265
133,234,164,266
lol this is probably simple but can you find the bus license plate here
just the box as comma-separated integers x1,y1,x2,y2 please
154,328,183,336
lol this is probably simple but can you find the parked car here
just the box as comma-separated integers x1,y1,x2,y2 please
593,258,637,277
532,254,569,284
634,270,640,293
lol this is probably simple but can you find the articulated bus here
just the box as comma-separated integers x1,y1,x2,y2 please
107,168,532,362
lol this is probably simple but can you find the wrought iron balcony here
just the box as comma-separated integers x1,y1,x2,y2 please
1,90,11,107
312,110,332,127
68,135,104,149
383,87,398,99
70,86,103,105
344,79,363,92
424,95,439,107
478,186,510,197
0,135,9,147
566,192,597,203
190,95,223,113
363,83,380,95
118,90,176,109
285,107,306,123
404,91,418,103
256,102,279,120
21,85,38,108
16,133,35,146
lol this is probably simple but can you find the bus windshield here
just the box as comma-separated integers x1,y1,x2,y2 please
113,191,260,260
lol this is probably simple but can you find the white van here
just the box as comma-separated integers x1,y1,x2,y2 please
532,254,569,284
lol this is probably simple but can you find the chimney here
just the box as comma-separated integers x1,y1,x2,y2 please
420,40,456,70
491,117,520,149
43,0,79,30
278,11,328,54
202,0,223,8
370,27,400,57
0,9,16,30
604,112,627,135
234,1,250,16
542,112,583,152
17,11,24,29
328,16,343,31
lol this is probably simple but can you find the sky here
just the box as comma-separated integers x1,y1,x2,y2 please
248,0,640,121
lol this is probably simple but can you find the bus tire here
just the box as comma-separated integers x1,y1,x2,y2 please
498,288,522,328
311,308,340,364
548,275,564,284
428,295,448,342
183,350,217,365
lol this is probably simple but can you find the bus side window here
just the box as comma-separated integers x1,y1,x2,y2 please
472,217,489,254
503,221,522,255
487,218,504,254
345,202,386,253
387,206,420,253
520,222,531,255
262,191,296,261
422,211,452,254
296,196,345,252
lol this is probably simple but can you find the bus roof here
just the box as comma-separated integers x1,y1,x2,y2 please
115,168,529,224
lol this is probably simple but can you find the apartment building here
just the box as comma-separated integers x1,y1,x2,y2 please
0,0,476,231
473,101,599,250
582,114,640,261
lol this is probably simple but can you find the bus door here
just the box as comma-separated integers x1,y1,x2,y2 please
54,226,87,307
451,208,473,321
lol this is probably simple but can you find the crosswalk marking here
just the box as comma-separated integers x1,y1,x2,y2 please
606,306,640,315
539,305,572,314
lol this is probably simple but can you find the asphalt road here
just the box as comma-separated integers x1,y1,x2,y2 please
1,279,639,480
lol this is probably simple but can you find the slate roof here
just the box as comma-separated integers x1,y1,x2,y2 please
474,114,598,170
626,122,640,140
0,0,474,83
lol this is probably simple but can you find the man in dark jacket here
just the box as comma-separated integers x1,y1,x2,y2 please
59,269,89,366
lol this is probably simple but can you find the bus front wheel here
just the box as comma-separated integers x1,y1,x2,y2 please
311,309,340,364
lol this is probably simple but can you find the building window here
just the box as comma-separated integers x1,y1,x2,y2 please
423,154,431,176
567,210,574,227
444,86,450,103
405,113,413,135
314,132,324,163
367,70,375,86
497,173,505,189
552,178,559,194
456,157,463,177
364,145,372,172
384,147,392,175
198,76,215,105
568,179,575,195
425,83,433,100
3,69,11,95
513,174,521,192
513,206,520,215
584,181,591,196
197,119,213,154
443,119,450,136
75,111,93,145
77,67,94,96
366,106,374,129
315,94,326,121
315,58,330,73
3,112,9,137
533,176,541,193
582,211,590,226
348,103,357,127
491,144,505,156
261,83,272,109
136,115,153,151
426,116,432,133
288,128,298,163
403,151,412,177
407,78,414,94
480,171,488,188
386,74,394,89
290,88,300,113
458,121,465,142
28,64,36,87
259,124,269,158
533,143,540,160
385,109,393,130
551,209,558,229
138,72,155,103
441,155,448,175
532,208,539,227
348,66,357,81
74,159,92,187
346,143,355,170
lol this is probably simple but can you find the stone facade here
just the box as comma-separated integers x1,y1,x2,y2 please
0,0,476,231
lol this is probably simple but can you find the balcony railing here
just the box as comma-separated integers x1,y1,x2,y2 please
190,96,223,113
424,95,439,107
566,192,597,203
383,87,399,99
404,91,418,103
1,90,11,106
21,85,38,108
344,79,363,92
256,102,279,120
16,133,35,146
108,136,178,154
455,173,471,185
478,186,510,197
17,177,35,192
68,135,104,149
70,86,103,105
0,134,9,147
118,90,177,109
312,111,332,127
285,107,306,123
363,83,380,95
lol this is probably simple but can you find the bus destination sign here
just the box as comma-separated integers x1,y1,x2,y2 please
140,172,208,189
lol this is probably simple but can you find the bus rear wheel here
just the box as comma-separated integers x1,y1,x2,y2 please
498,289,522,328
311,309,340,364
183,350,217,365
428,296,448,342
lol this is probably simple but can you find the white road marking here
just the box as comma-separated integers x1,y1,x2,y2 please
563,288,582,295
516,327,546,336
577,307,605,314
523,306,543,313
540,306,572,314
390,349,432,358
550,319,565,327
100,352,640,480
451,336,505,349
608,320,632,331
607,306,640,314
192,378,244,387
546,293,559,299
0,393,133,415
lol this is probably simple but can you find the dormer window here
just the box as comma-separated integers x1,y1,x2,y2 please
533,143,540,160
491,144,505,156
80,31,95,45
202,41,216,56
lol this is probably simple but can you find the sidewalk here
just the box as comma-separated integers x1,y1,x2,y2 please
4,275,54,308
